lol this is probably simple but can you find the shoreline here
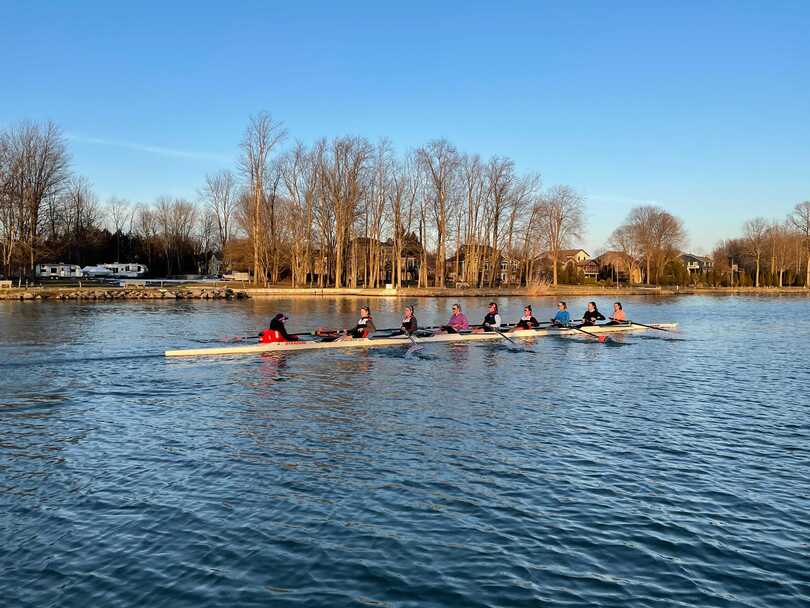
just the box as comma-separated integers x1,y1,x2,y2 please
1,284,808,301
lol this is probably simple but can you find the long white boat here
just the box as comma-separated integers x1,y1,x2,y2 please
164,322,677,357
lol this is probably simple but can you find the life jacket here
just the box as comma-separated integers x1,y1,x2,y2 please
484,312,498,326
259,328,287,343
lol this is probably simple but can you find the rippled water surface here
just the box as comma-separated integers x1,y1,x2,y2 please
1,295,809,607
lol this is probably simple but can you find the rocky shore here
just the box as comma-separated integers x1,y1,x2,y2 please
0,287,251,301
1,284,806,301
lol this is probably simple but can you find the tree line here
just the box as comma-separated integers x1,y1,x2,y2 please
2,116,808,288
709,205,810,288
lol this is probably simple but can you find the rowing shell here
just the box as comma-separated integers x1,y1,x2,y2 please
164,322,677,357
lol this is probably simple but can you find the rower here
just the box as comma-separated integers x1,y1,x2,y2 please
609,302,627,324
475,302,502,333
259,313,296,343
400,305,418,335
442,303,470,333
580,301,606,327
512,305,539,331
339,305,376,340
551,301,571,327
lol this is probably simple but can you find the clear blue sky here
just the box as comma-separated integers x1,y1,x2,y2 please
3,1,808,253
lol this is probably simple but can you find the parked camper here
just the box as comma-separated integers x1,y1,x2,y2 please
35,263,83,279
82,263,148,279
104,262,148,278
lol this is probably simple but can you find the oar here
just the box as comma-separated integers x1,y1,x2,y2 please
622,319,673,332
570,325,610,343
489,324,534,352
405,333,423,356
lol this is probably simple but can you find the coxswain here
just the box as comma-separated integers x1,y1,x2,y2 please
609,302,627,324
339,305,376,340
400,305,418,335
551,301,571,326
474,302,502,333
513,305,539,331
442,303,470,333
259,313,296,343
580,301,606,327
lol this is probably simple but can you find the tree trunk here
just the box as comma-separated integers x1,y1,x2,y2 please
552,253,558,286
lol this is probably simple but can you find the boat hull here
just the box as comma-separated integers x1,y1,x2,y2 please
164,323,677,357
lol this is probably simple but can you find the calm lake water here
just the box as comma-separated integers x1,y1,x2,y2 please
1,295,808,607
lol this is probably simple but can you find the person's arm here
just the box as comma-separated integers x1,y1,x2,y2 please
460,314,469,329
366,319,376,336
596,311,606,321
494,314,502,327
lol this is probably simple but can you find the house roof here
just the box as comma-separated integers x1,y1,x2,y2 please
539,248,590,260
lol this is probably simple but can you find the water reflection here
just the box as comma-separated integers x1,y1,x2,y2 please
1,296,809,608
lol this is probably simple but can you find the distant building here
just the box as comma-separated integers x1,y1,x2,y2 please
537,248,597,280
445,245,522,286
680,254,713,275
596,251,643,284
540,249,590,265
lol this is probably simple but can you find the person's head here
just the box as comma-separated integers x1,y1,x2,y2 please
558,301,567,311
360,305,370,317
489,302,498,313
404,305,413,317
451,303,462,315
614,302,623,311
523,305,532,315
587,301,597,312
273,313,288,322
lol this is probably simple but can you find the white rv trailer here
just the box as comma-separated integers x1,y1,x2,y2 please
35,263,83,279
103,262,148,278
82,263,148,278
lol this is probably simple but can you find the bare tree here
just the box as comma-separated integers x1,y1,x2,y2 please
608,223,642,284
106,196,132,262
417,139,459,287
789,201,810,288
199,170,237,264
623,205,686,284
2,121,71,273
239,112,286,285
535,185,585,286
319,136,372,288
743,217,768,288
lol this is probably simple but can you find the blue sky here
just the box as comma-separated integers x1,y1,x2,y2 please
2,1,808,253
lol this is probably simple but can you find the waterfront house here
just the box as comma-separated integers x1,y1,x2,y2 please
680,253,713,276
596,251,643,284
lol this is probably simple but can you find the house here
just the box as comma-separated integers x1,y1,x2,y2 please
579,259,600,280
680,254,713,275
596,251,643,284
538,248,590,265
347,232,424,286
445,244,522,286
537,248,598,280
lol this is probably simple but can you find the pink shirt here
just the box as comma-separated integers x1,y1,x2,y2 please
448,312,469,329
